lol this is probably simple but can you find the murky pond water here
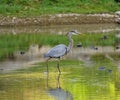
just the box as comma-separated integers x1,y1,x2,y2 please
0,24,120,100
0,60,120,100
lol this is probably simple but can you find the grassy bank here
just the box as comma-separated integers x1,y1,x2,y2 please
0,32,119,60
0,0,119,16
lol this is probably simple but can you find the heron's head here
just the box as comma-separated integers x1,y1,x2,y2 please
67,30,79,36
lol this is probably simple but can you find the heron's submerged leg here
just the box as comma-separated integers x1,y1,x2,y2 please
57,58,61,73
46,71,49,89
57,73,61,88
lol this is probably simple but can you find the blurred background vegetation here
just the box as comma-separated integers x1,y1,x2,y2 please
0,32,119,60
0,0,119,16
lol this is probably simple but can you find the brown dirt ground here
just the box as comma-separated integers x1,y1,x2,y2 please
0,14,119,26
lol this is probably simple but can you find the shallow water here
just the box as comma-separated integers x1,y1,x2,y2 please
0,60,120,100
0,24,120,100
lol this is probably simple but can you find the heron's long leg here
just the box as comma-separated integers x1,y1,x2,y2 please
57,58,61,73
46,58,51,73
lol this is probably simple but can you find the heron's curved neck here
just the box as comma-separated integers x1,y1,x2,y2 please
67,35,73,52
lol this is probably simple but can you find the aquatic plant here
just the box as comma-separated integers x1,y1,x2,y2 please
0,32,119,60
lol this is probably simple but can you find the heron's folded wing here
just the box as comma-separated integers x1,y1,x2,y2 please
45,44,67,58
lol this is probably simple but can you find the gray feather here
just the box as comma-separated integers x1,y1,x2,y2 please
44,44,67,58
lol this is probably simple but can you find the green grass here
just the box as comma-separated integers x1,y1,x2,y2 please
0,0,119,16
0,32,119,60
77,33,119,47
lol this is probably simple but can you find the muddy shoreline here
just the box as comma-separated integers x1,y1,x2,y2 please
0,13,119,26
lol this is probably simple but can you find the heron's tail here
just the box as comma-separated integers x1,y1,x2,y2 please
44,53,49,58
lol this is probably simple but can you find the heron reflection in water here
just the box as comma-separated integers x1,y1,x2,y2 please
46,73,73,100
44,30,79,73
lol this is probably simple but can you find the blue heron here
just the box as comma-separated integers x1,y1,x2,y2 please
44,30,79,73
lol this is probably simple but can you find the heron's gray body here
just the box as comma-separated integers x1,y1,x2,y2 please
44,44,68,58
